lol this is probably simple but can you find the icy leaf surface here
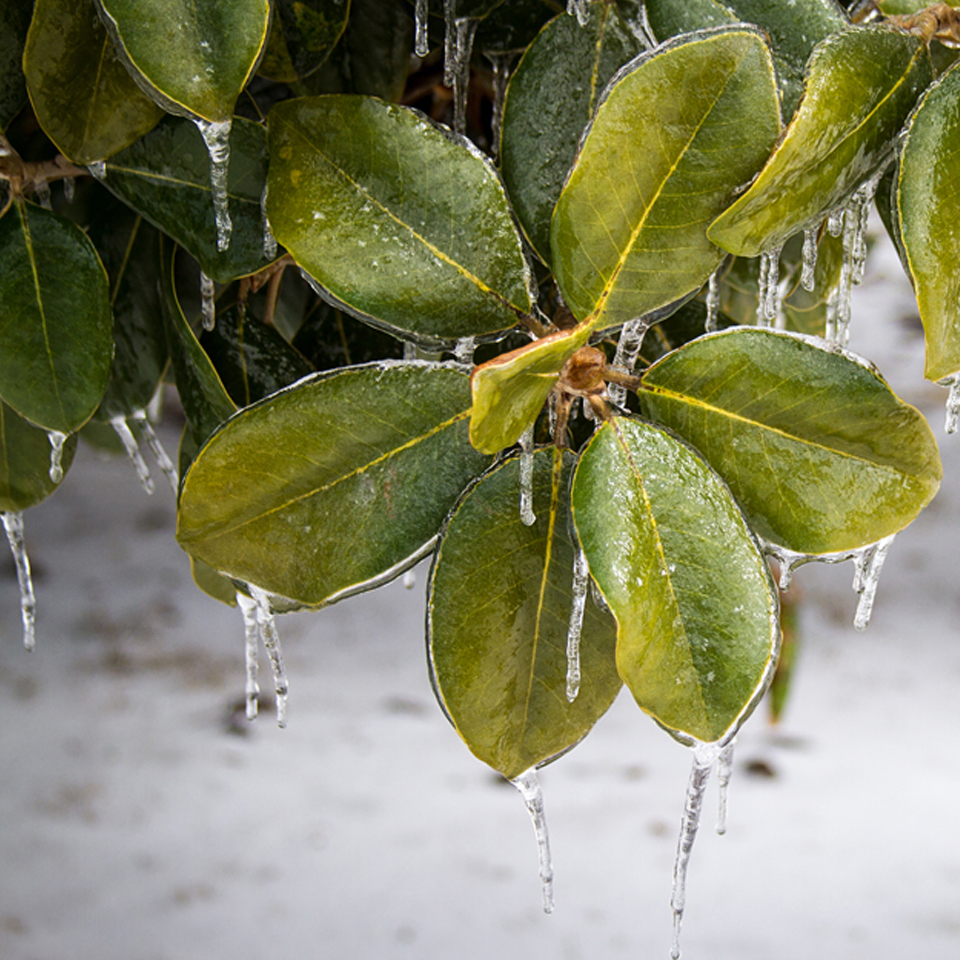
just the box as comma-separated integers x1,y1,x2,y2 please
709,25,933,257
639,328,942,554
571,417,779,744
267,96,532,346
177,363,490,607
551,27,781,328
428,447,620,780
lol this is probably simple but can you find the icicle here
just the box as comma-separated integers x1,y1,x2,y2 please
801,226,819,292
248,585,289,727
510,767,555,914
131,410,178,494
853,534,895,631
453,336,475,365
414,0,430,58
87,160,106,181
851,167,884,288
195,118,233,252
705,269,720,333
110,415,155,495
671,742,721,960
200,271,216,332
833,202,858,345
63,177,75,204
944,375,960,434
403,341,417,361
756,247,782,327
607,318,646,407
566,546,589,702
567,0,591,26
443,0,457,87
2,512,36,651
715,739,736,836
34,179,52,210
452,17,478,135
236,593,261,721
487,53,513,162
260,184,277,260
826,208,844,237
46,430,67,483
403,569,417,590
519,425,536,527
824,285,840,344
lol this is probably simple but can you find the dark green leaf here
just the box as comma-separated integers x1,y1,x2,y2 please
428,446,620,779
291,301,405,371
475,0,563,52
0,0,33,131
258,0,350,82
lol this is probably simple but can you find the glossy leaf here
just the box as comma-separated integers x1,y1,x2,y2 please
0,0,33,130
469,326,590,454
190,556,238,607
0,400,77,512
500,1,642,262
571,417,779,744
476,0,562,52
24,0,163,164
709,25,933,257
95,0,271,123
0,201,112,433
177,363,491,606
896,62,960,382
258,0,350,82
428,447,620,779
639,328,942,553
551,27,781,329
100,116,274,283
267,96,532,347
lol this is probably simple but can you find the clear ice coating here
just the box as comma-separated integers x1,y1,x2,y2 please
46,430,67,483
195,118,233,252
756,246,783,327
671,741,722,960
200,271,216,331
248,585,289,727
945,375,960,434
801,225,819,292
705,269,720,333
131,410,179,494
87,160,107,181
110,415,155,495
453,336,475,365
566,545,589,702
519,425,536,527
510,767,555,914
451,17,478,135
63,176,75,204
567,0,591,26
414,0,430,57
2,511,36,651
607,319,646,407
260,184,278,260
853,533,896,631
236,593,261,721
715,739,736,836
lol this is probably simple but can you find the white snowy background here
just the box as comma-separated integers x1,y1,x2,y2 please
2,227,960,960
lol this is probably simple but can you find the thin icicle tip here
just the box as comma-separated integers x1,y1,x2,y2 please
510,767,555,914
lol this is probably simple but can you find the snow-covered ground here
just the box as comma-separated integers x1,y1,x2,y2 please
3,229,960,960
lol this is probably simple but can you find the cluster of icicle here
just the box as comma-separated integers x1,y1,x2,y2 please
236,585,289,728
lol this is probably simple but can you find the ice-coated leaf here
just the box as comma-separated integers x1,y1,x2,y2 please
95,0,271,122
0,400,77,512
428,446,620,779
258,0,350,82
500,1,642,262
709,25,933,257
0,201,112,434
896,62,960,383
190,555,238,607
571,417,779,744
99,116,275,283
0,0,34,130
24,0,163,164
177,363,491,606
551,27,781,329
469,326,591,454
639,327,942,553
267,96,532,347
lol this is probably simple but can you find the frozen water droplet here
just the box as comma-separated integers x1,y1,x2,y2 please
453,336,475,365
131,410,178,494
110,415,155,495
519,425,536,526
853,534,895,631
200,271,216,331
566,546,589,702
195,118,233,252
47,430,67,483
236,592,261,721
944,375,960,434
403,341,417,361
705,269,720,333
248,585,289,727
671,741,721,960
716,739,736,835
260,183,277,260
87,160,106,181
510,767,554,914
826,208,844,237
567,0,590,26
2,511,36,651
403,569,416,590
63,176,75,204
487,52,514,162
801,226,819,292
34,179,52,210
414,0,430,57
607,318,647,407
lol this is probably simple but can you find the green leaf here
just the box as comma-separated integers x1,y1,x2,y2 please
95,0,271,123
551,27,781,329
500,1,642,262
0,0,33,130
190,555,239,607
571,417,779,744
24,0,163,164
267,95,532,347
469,326,590,454
896,61,960,382
291,301,405,371
0,200,113,434
258,0,350,82
99,115,275,283
177,362,491,606
0,400,77,512
708,25,933,257
428,446,620,779
638,327,942,553
475,0,563,52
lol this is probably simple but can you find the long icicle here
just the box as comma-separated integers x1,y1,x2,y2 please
705,269,721,333
131,411,179,495
800,226,819,292
195,118,233,252
510,767,555,914
519,425,536,527
452,18,478,135
200,271,216,332
110,415,155,495
566,545,589,702
487,52,513,162
945,375,960,434
2,511,36,651
715,739,736,836
607,319,646,407
248,586,289,727
854,534,896,631
236,593,261,721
